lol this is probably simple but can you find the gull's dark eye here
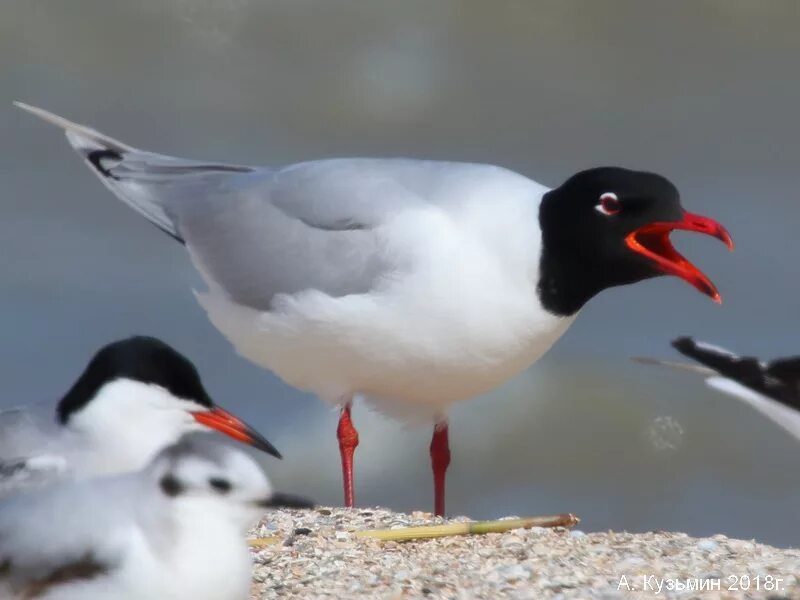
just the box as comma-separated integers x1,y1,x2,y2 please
209,477,231,494
596,192,621,216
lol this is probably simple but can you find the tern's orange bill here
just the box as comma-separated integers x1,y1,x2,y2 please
194,406,281,459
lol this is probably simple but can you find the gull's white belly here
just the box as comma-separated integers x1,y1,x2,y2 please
197,275,575,420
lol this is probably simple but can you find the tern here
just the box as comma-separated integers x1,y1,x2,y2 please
0,336,280,495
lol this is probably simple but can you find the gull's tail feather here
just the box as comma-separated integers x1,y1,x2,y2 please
14,102,256,244
14,102,135,153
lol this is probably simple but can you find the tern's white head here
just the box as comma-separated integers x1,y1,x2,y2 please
57,336,281,475
150,436,313,529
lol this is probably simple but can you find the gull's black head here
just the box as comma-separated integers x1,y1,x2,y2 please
537,167,733,316
56,336,281,458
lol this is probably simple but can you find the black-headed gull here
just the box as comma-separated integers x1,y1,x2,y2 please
0,336,280,495
15,103,733,515
637,337,800,442
0,436,312,600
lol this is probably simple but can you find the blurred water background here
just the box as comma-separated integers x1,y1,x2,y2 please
2,0,799,547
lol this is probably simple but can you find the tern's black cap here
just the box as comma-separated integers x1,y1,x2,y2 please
57,336,213,424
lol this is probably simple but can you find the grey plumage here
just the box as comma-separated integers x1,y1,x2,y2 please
14,103,526,311
15,103,418,309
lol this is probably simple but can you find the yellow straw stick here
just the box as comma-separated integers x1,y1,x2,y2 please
355,513,579,542
248,535,282,548
248,513,579,547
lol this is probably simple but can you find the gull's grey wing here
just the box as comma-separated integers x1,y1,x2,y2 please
0,476,139,594
182,157,509,309
17,104,452,310
179,159,448,310
17,104,531,309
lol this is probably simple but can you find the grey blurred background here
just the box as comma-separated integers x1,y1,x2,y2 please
2,1,799,546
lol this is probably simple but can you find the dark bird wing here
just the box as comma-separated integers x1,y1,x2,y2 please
669,337,800,441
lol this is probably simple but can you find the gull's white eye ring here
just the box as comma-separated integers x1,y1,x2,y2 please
595,192,621,216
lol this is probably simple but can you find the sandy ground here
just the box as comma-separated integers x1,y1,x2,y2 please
248,507,800,599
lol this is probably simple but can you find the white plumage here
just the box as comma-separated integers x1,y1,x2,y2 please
0,437,296,600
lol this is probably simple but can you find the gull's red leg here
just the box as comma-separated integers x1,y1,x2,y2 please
430,421,451,517
337,403,359,508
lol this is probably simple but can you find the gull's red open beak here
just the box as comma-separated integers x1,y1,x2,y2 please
624,211,734,303
194,406,282,459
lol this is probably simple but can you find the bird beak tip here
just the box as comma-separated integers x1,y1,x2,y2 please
193,407,282,459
